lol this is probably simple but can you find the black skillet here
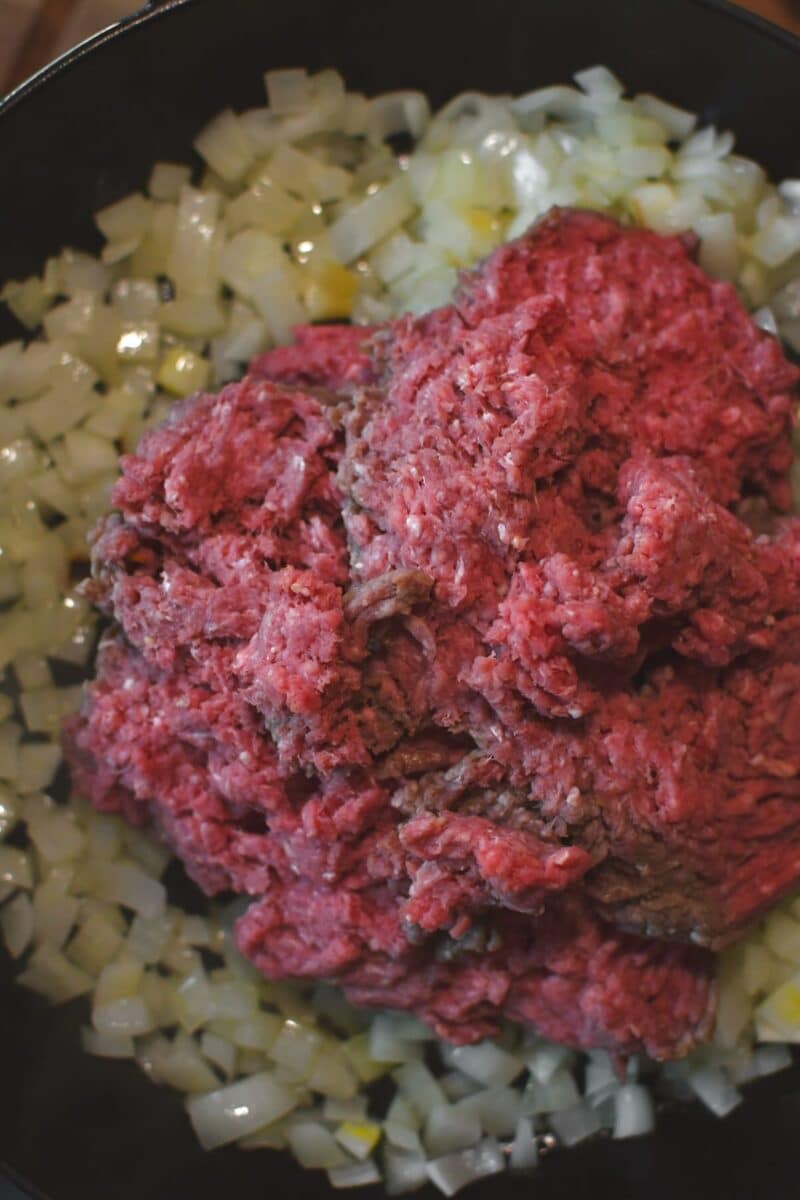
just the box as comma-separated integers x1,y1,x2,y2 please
2,1,800,1197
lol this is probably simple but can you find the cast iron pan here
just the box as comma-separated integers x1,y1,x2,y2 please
2,1,800,1197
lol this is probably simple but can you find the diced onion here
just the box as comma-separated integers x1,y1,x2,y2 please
424,1104,482,1157
270,1018,323,1074
80,859,166,919
688,1065,743,1117
201,1030,236,1078
1,891,34,957
335,1119,382,1160
383,1148,429,1196
523,1067,581,1115
194,110,257,184
426,1138,505,1197
509,1115,538,1170
328,177,416,263
548,1102,603,1146
0,845,33,888
327,1160,382,1190
186,1072,299,1150
456,1084,523,1138
445,1041,522,1087
613,1084,656,1139
288,1119,348,1170
18,943,94,1003
93,995,155,1037
81,1025,136,1059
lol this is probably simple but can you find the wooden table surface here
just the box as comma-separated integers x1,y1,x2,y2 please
1,0,800,94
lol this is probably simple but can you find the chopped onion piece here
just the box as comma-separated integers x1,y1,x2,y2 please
201,1031,236,1078
187,1071,299,1150
81,859,166,919
751,1044,794,1078
94,958,144,1005
613,1084,656,1139
752,215,800,268
574,65,624,101
225,176,303,237
384,1123,424,1156
1,276,48,329
635,93,697,140
158,296,227,338
174,968,214,1033
194,109,257,183
715,977,752,1049
93,995,155,1037
148,162,192,202
343,1031,392,1084
327,1160,382,1190
426,1138,505,1197
456,1085,522,1138
87,815,124,862
252,262,306,344
324,1095,369,1123
167,186,220,296
288,1119,348,1170
308,1046,360,1101
753,305,778,335
335,1119,382,1160
424,1104,482,1157
688,1065,743,1117
230,1011,282,1052
765,911,800,962
127,912,176,964
178,914,213,946
123,826,172,878
393,1062,448,1117
268,144,352,202
268,1017,321,1075
548,1101,603,1146
95,193,152,242
369,1015,426,1063
0,725,22,782
446,1041,522,1087
26,797,85,862
367,92,430,143
509,1115,538,1170
67,909,125,976
328,177,415,263
694,211,739,281
156,346,210,397
0,845,33,889
526,1041,574,1084
18,943,94,1003
265,68,312,114
1,891,34,957
383,1147,429,1196
439,1071,480,1103
584,1050,617,1099
0,788,19,840
81,1026,136,1059
523,1067,581,1114
62,429,119,481
32,876,80,949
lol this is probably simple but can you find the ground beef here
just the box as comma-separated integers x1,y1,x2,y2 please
65,209,800,1060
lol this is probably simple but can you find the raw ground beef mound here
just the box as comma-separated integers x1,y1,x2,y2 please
65,209,800,1060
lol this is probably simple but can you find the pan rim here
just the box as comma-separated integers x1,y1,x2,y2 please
0,0,799,127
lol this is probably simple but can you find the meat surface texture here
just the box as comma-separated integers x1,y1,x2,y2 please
65,209,800,1060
